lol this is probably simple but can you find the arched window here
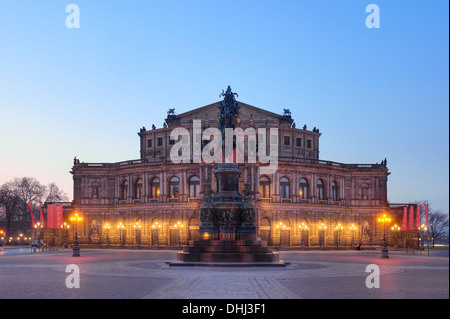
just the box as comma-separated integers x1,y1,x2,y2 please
280,177,290,199
317,179,324,200
169,177,179,198
135,178,143,199
332,181,339,201
189,176,200,198
299,178,309,199
150,177,160,199
121,180,128,200
259,176,270,198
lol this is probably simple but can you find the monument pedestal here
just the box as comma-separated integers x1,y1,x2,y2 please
170,239,286,267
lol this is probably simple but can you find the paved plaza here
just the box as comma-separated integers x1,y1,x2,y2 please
0,247,448,299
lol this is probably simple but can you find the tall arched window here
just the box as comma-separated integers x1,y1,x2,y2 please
169,177,179,198
299,178,309,199
280,177,290,199
317,179,324,200
260,176,270,198
121,180,128,200
135,178,143,199
150,177,160,199
189,176,200,198
332,181,339,201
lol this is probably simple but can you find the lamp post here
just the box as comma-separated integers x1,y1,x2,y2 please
61,222,70,248
117,222,125,248
133,222,141,249
70,213,83,257
391,224,400,248
174,221,184,249
318,222,327,249
335,224,343,249
152,222,161,248
377,213,391,258
104,223,111,247
276,222,285,248
420,223,428,251
298,223,308,249
349,224,357,249
34,222,43,252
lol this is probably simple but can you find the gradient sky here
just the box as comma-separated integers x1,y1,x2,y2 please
0,1,448,213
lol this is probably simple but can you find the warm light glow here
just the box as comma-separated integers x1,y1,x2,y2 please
70,212,83,223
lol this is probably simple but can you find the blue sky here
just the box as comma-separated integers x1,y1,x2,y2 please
0,1,448,213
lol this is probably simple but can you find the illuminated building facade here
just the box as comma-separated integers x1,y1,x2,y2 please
69,94,402,248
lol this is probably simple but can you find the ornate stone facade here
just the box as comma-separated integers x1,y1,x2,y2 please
68,93,401,248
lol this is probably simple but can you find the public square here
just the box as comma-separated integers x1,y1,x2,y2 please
0,247,448,300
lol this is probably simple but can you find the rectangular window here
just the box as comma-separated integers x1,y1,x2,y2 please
296,138,302,147
284,136,290,145
157,137,163,147
147,139,152,148
307,139,312,149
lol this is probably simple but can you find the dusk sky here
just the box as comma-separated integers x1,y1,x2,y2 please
0,1,448,214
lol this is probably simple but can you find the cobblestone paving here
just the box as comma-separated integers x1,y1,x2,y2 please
0,248,448,299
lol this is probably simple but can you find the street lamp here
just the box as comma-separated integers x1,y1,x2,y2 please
377,213,391,258
133,222,141,249
391,224,400,248
349,224,357,249
34,222,44,251
335,224,343,249
298,223,308,249
174,221,184,249
70,213,83,257
104,223,111,247
152,222,161,248
318,222,327,249
0,229,4,247
117,222,125,248
420,223,428,251
61,222,70,248
276,222,285,248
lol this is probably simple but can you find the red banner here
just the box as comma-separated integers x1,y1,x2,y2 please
39,206,46,228
401,206,408,231
425,204,429,229
416,205,421,230
47,205,63,229
28,202,36,228
408,206,414,231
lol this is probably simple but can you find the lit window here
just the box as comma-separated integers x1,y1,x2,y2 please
280,177,290,199
317,179,324,200
169,177,179,198
332,181,339,201
299,178,309,199
260,176,270,198
150,178,160,199
135,179,143,199
189,176,200,198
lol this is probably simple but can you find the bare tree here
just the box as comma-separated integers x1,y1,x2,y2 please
0,178,69,234
44,182,69,204
415,200,449,247
428,210,449,247
0,184,21,238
